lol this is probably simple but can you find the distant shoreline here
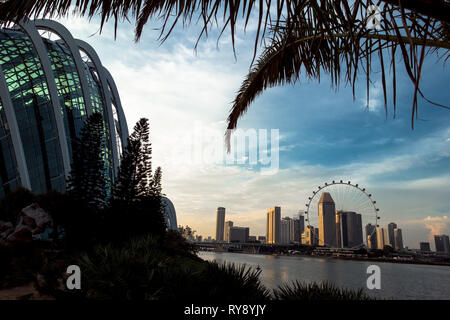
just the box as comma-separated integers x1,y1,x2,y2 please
199,250,450,267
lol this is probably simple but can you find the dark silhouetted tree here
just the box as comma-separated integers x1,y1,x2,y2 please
109,118,166,241
151,166,162,197
113,118,153,204
67,113,107,209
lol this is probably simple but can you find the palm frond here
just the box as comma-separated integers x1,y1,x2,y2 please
225,1,450,150
0,1,449,46
0,0,449,145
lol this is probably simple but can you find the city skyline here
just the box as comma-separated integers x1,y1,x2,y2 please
202,202,446,252
49,11,450,250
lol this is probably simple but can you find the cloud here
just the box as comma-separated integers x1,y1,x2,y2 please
174,126,450,242
51,13,450,248
424,216,450,240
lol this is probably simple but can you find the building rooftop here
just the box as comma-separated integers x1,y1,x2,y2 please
319,192,335,204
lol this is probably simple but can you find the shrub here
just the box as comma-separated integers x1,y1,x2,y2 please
35,235,271,300
156,261,271,301
72,235,168,299
272,280,372,300
161,230,198,258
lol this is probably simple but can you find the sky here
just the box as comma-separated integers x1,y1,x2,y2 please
53,9,450,250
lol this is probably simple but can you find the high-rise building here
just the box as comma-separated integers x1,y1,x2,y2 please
336,211,363,248
365,223,377,249
420,242,431,252
229,226,249,243
302,226,313,245
293,212,305,244
434,235,450,253
394,228,404,251
289,218,295,242
376,228,388,249
280,217,294,244
315,227,319,244
302,226,318,246
224,221,234,243
0,19,128,197
266,206,281,244
318,192,337,247
215,207,225,242
388,222,397,247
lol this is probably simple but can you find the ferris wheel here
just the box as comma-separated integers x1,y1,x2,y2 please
304,180,380,248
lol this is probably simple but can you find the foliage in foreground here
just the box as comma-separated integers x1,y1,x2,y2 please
33,235,372,301
37,235,270,300
273,280,372,301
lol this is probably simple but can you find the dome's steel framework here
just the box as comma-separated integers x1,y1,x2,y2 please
0,19,129,196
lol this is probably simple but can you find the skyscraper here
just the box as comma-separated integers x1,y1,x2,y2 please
293,212,305,244
266,206,281,244
434,235,450,253
376,228,388,249
394,228,404,251
302,225,317,245
336,211,363,248
224,221,233,243
229,226,249,243
318,192,337,247
215,207,225,242
365,223,377,249
388,222,397,247
280,217,292,244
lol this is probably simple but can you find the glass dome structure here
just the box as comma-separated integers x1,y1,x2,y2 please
0,19,128,197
